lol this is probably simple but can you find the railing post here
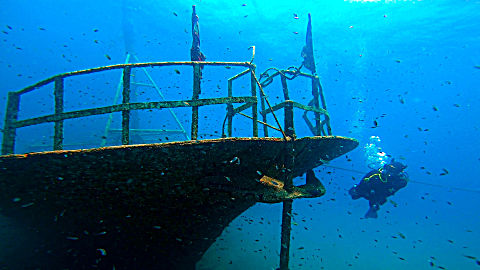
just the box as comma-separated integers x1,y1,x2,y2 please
1,92,20,155
279,74,295,270
227,79,233,137
314,77,331,135
281,75,294,136
122,66,131,145
191,64,201,140
250,66,258,137
54,77,64,150
259,83,268,137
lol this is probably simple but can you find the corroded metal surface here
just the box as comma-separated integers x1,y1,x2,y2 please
0,136,357,269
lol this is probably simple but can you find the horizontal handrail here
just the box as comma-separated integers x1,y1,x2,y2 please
16,61,254,95
14,96,256,128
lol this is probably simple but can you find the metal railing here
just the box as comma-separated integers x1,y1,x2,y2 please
1,61,262,155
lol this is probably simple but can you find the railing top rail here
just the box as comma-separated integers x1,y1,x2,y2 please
16,61,254,95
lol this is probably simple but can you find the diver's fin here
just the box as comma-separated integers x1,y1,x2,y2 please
364,206,378,219
306,169,320,185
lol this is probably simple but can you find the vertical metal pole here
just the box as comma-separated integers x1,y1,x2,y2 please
54,77,64,150
311,77,322,136
281,75,294,136
250,67,258,137
192,64,201,140
122,66,131,145
315,77,331,135
259,83,268,137
1,92,20,155
279,74,295,270
227,79,233,137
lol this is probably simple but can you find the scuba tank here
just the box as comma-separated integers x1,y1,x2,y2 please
364,136,390,170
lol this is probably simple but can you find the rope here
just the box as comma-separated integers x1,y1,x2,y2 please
250,69,287,140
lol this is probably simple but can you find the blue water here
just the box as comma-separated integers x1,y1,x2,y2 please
1,0,479,269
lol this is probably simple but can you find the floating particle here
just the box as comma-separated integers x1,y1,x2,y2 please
293,31,299,34
97,248,107,256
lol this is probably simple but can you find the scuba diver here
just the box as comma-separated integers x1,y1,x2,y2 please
349,159,408,218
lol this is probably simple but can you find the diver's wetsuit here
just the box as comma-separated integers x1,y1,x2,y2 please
349,164,408,218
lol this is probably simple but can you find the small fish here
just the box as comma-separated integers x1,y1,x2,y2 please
389,200,398,207
463,255,477,260
97,248,107,256
6,25,12,30
93,28,99,32
38,27,46,30
105,54,111,60
398,257,406,261
453,104,460,107
474,66,480,69
173,12,178,16
398,232,406,239
432,106,438,111
293,31,299,34
174,69,181,74
373,120,378,127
